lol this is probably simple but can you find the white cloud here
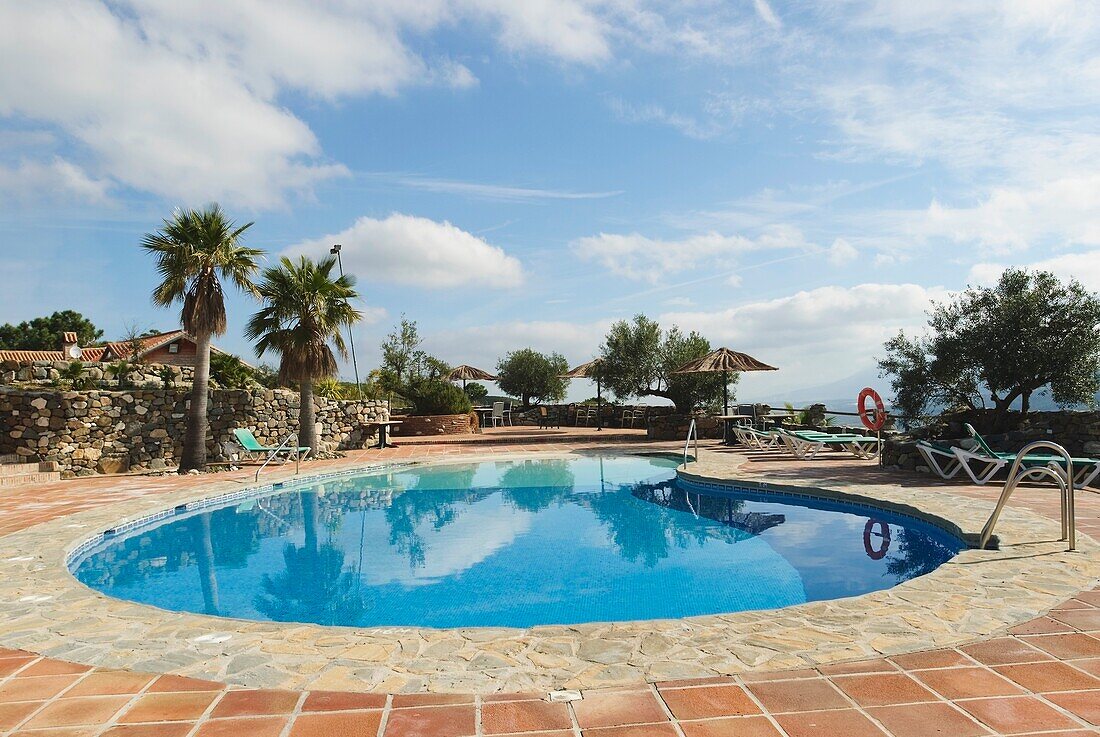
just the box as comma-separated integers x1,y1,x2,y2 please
753,0,782,29
286,213,525,289
0,158,111,204
660,283,946,394
424,319,611,368
968,250,1100,292
827,238,857,265
572,225,813,283
387,174,623,201
358,306,390,325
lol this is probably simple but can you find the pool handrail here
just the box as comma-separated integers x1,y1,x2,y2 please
979,440,1075,551
255,432,305,482
683,418,698,468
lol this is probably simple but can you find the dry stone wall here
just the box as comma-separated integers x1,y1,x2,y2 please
0,387,388,477
1,360,195,388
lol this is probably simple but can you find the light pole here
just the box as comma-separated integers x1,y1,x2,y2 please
330,244,362,400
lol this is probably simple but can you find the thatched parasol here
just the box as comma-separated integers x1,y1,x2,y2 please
561,358,605,430
445,364,498,390
671,347,777,416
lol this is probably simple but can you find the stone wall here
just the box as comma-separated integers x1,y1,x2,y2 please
0,387,388,477
392,413,472,436
1,360,195,388
883,410,1100,472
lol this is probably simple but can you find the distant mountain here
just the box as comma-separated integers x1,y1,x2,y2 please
743,365,889,413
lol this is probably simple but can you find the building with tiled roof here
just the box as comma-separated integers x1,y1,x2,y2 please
0,329,242,367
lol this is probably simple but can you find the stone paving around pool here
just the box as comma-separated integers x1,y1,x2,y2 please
0,431,1098,736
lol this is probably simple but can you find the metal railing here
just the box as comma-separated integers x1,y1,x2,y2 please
979,441,1076,551
682,418,699,468
255,433,304,482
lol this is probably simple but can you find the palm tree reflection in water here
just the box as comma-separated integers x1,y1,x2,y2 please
254,490,366,625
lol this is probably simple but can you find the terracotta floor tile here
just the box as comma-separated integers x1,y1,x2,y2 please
818,658,897,676
1013,732,1097,737
481,699,572,734
8,727,101,737
572,690,669,729
958,695,1081,734
830,673,937,706
1044,690,1100,726
960,638,1054,666
146,675,223,693
745,678,849,714
481,691,548,703
391,693,474,707
1070,658,1100,678
383,704,476,737
1022,633,1100,660
65,671,156,697
301,690,387,712
995,661,1100,693
889,649,972,671
581,725,679,737
289,710,384,737
658,685,760,720
1052,609,1100,631
209,688,299,717
0,675,82,702
0,648,32,659
739,669,819,683
865,702,989,737
22,695,130,728
0,701,42,730
101,723,196,737
678,715,783,737
0,656,36,677
194,716,289,737
18,660,93,677
1075,590,1100,606
912,666,1025,699
1008,617,1077,636
117,691,219,722
774,709,888,737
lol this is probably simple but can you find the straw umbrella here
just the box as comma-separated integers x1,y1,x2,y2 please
671,347,777,417
445,364,498,390
561,358,605,430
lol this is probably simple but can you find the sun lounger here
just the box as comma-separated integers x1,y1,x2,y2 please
915,440,963,479
233,428,311,464
951,424,1100,488
777,428,881,460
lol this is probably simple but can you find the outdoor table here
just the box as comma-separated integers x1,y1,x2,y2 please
367,420,403,449
472,406,494,429
716,414,753,444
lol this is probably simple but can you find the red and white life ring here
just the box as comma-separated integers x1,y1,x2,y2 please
857,387,886,431
863,519,891,560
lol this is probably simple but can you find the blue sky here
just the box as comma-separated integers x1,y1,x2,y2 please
1,1,1098,402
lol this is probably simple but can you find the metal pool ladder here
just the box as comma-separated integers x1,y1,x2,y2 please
255,433,304,482
979,441,1076,551
682,418,699,468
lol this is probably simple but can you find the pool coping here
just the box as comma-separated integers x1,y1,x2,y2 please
0,449,1097,694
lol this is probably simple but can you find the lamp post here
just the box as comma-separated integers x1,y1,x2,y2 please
329,244,362,400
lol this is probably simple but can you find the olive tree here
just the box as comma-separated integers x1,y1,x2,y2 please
496,349,569,408
600,314,733,412
878,268,1100,424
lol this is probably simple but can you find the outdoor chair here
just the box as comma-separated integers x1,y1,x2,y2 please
577,405,597,426
487,401,505,428
915,440,963,479
951,424,1100,488
233,428,311,464
777,428,881,461
501,402,514,426
537,406,561,429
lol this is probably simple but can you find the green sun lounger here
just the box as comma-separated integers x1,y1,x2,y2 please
233,428,311,463
952,424,1099,487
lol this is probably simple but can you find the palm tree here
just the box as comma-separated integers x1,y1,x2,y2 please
142,205,263,471
246,256,360,452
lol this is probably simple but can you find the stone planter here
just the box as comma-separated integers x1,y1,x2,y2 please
392,413,472,436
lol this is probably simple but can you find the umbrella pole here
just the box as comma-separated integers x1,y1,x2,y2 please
597,375,603,431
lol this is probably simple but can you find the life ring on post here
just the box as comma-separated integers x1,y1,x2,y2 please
857,387,886,431
863,519,891,560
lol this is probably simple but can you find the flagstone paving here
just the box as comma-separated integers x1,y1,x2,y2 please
0,430,1098,735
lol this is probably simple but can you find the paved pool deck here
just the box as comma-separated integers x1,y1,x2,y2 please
0,429,1098,736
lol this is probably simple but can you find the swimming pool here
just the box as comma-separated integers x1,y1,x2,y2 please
71,454,966,628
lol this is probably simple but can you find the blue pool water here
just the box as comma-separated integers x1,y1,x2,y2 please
71,454,966,628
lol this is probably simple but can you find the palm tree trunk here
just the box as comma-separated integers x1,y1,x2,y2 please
299,378,318,453
180,332,212,471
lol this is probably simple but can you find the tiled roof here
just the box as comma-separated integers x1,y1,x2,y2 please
0,348,105,363
0,330,185,364
99,330,187,361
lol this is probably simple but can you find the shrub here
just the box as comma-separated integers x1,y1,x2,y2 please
464,382,489,402
407,379,472,416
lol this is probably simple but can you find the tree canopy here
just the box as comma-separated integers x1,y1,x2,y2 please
378,317,448,395
600,314,734,412
878,268,1100,423
0,310,103,350
496,348,569,408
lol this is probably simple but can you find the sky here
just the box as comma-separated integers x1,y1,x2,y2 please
1,0,1099,403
